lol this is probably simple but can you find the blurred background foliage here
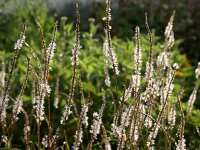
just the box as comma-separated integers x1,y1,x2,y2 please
0,0,199,60
0,0,199,148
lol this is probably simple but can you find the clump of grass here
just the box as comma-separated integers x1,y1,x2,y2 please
0,0,199,149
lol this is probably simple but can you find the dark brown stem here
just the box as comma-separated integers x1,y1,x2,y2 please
51,3,80,146
37,120,41,150
105,0,119,119
48,97,51,150
148,71,176,147
0,23,26,119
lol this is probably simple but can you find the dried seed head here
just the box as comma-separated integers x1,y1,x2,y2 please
12,95,23,123
14,35,26,50
90,112,101,139
187,85,198,115
41,135,48,148
176,138,186,150
60,104,72,125
134,26,142,75
47,41,56,62
73,130,83,150
103,37,120,75
0,62,5,88
168,102,176,126
147,124,160,148
145,13,154,80
0,95,9,122
165,12,175,48
134,26,142,92
195,62,200,79
144,116,153,129
157,52,169,69
173,63,179,70
1,135,7,144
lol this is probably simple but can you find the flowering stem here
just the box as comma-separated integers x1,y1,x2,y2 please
148,71,176,147
0,23,26,121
